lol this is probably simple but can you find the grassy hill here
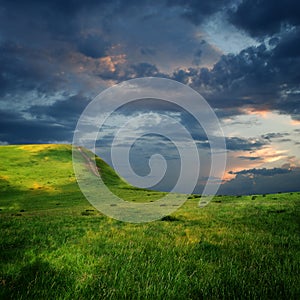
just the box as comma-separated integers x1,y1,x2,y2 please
0,144,165,213
0,144,299,299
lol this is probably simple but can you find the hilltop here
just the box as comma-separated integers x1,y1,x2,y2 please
0,144,166,215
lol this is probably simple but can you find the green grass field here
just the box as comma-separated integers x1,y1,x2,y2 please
0,144,299,299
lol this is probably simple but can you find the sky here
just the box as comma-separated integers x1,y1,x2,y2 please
1,0,300,195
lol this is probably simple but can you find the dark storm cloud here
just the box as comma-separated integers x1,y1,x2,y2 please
228,167,291,176
0,0,110,27
77,36,110,59
29,94,91,124
229,0,300,38
278,139,292,143
0,0,104,14
220,167,300,195
0,110,71,144
0,41,86,115
261,132,290,141
0,42,60,96
172,68,198,85
4,0,293,117
273,28,300,59
0,0,120,131
196,136,266,151
1,0,228,59
238,156,262,161
168,0,231,25
167,2,300,118
194,45,278,104
0,0,298,128
123,63,163,79
172,37,300,119
0,0,115,60
1,1,80,41
226,137,266,151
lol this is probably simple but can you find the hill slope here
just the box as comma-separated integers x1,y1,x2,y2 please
0,144,129,192
0,144,165,214
0,144,299,299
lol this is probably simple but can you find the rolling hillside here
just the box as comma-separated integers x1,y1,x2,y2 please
0,144,299,299
0,144,165,214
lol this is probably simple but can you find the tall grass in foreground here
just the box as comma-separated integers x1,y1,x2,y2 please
1,194,299,299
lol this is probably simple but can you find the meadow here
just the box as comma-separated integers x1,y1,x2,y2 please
0,145,299,299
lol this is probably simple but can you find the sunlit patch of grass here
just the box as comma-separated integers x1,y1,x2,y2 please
18,144,66,153
0,175,9,180
31,181,57,192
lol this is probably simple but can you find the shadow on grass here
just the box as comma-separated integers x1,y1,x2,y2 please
1,259,75,299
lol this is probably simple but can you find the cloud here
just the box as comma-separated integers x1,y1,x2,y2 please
29,94,91,124
0,41,62,96
220,167,300,195
1,0,104,15
0,0,298,126
0,0,223,92
261,132,290,141
278,139,292,143
226,137,266,151
238,156,262,161
273,28,300,59
0,110,72,144
229,0,300,38
77,35,110,59
228,167,291,176
121,63,164,79
0,1,90,46
172,35,300,120
168,0,232,25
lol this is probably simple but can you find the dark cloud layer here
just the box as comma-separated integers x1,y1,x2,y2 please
29,94,90,124
0,110,71,144
173,38,300,119
1,0,299,120
261,132,290,141
229,0,300,38
220,167,300,195
226,137,266,151
168,0,231,25
229,167,291,176
238,156,262,161
1,0,299,117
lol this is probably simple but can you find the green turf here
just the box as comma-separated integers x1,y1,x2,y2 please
0,144,299,299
